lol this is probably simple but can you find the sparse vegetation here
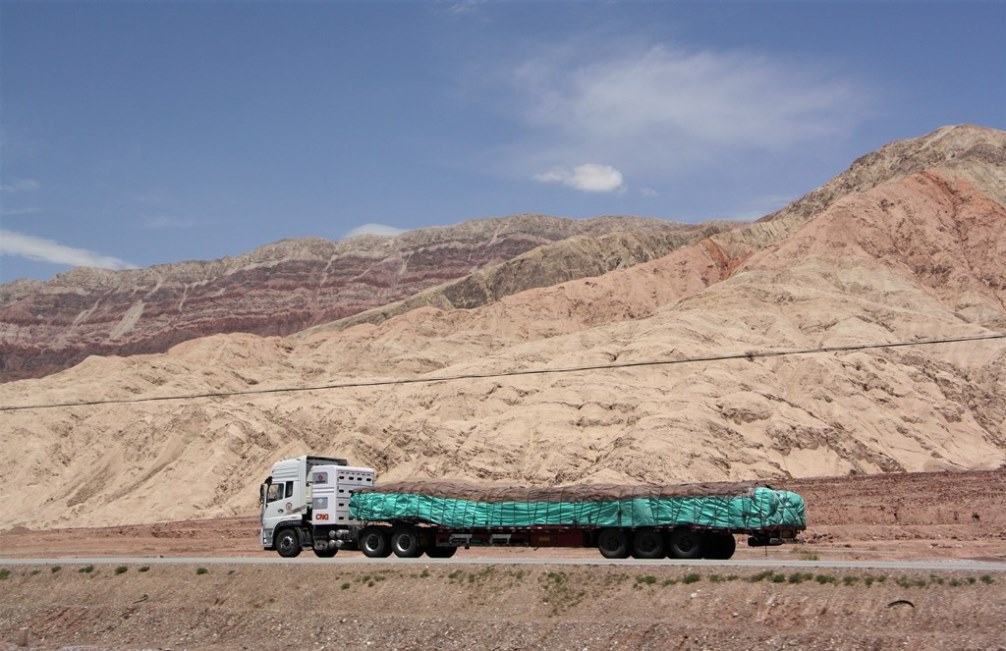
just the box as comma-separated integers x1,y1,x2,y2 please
78,565,94,574
0,569,10,581
815,574,837,585
682,573,702,584
341,582,351,590
981,575,994,585
842,576,860,586
540,570,586,616
196,567,209,575
138,566,150,573
467,566,496,585
895,576,927,588
507,569,526,581
788,572,813,584
636,575,657,585
115,566,128,575
51,566,61,574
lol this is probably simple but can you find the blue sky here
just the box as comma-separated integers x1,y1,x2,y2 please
2,1,1004,283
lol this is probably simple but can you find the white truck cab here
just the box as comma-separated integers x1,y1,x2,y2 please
259,454,360,557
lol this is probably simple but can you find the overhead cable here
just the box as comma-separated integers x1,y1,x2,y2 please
1,332,1004,412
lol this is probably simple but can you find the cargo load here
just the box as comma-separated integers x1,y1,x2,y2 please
349,481,806,531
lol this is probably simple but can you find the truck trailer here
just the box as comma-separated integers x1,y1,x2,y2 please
260,455,806,560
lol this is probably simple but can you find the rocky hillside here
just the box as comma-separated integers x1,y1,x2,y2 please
0,215,701,382
0,125,1004,528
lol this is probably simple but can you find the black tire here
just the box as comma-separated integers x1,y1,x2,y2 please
275,528,302,558
597,528,630,559
703,533,736,560
425,546,458,558
359,527,391,558
631,528,665,559
667,528,703,559
391,527,423,558
313,546,338,558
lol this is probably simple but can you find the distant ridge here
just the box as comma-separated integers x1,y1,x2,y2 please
0,214,690,382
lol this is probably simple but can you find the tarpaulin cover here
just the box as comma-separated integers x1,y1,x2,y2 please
349,481,806,531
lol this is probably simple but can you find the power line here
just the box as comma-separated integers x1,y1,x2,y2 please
1,332,1004,412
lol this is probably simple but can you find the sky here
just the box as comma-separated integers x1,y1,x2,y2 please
1,1,1004,283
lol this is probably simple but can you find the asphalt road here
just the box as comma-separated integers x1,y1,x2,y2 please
3,556,1006,572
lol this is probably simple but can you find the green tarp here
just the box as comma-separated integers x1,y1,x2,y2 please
349,483,806,531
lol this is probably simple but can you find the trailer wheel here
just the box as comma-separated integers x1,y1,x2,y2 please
391,527,423,558
597,528,630,559
425,546,458,558
359,527,391,558
703,533,736,560
667,528,703,559
275,528,302,558
631,528,665,559
313,546,338,558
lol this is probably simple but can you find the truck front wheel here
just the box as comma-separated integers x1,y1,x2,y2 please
275,528,302,558
597,528,630,559
391,527,423,558
359,527,392,558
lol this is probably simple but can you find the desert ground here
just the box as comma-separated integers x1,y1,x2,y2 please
2,468,1004,650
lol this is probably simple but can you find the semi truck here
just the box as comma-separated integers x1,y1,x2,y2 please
260,454,806,560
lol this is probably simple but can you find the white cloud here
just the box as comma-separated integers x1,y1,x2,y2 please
344,223,408,238
534,163,625,193
1,179,40,193
0,229,137,270
504,42,872,175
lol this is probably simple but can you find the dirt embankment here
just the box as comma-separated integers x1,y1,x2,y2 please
1,563,1004,651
